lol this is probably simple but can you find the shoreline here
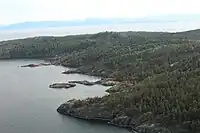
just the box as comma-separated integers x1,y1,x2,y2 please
56,99,174,133
2,58,192,133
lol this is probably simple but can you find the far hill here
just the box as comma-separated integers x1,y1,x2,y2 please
1,14,200,30
1,29,200,59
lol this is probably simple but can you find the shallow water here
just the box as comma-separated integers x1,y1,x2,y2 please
0,59,130,133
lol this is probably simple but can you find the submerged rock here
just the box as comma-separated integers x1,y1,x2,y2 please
49,83,76,89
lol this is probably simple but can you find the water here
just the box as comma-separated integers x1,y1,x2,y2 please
0,60,129,133
1,21,200,41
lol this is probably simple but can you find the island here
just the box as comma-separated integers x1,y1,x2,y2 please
49,83,76,89
1,30,200,133
21,63,51,68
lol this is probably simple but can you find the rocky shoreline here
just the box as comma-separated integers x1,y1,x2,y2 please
68,78,120,87
57,99,174,133
49,60,191,133
56,79,191,133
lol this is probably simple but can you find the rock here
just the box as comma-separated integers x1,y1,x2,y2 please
57,98,175,133
57,98,113,122
109,116,136,128
62,69,82,74
68,78,120,87
40,63,51,66
69,80,95,86
101,80,120,86
136,124,172,133
106,82,134,93
21,64,40,67
95,78,120,86
49,83,76,89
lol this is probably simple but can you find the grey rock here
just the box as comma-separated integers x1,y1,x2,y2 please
95,78,120,86
136,124,172,133
57,99,113,121
69,80,95,86
62,69,82,74
49,83,76,89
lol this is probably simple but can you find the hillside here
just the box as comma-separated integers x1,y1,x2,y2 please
1,29,200,132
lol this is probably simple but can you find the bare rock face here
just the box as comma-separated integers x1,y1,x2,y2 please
49,83,76,89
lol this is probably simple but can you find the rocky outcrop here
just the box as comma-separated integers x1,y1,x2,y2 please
21,63,51,68
21,64,40,67
69,80,95,86
62,69,82,74
49,83,76,89
57,99,113,121
40,63,51,66
95,78,120,86
135,124,171,133
67,78,120,87
57,99,174,133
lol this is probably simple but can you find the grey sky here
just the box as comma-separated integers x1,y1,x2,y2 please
1,0,200,24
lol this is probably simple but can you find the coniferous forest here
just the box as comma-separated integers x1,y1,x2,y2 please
1,30,200,132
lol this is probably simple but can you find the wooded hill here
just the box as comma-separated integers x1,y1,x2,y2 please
1,29,200,132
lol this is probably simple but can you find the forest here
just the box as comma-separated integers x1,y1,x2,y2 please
1,29,200,132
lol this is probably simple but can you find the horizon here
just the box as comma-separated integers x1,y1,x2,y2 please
1,13,200,26
1,0,200,24
1,0,200,41
1,21,200,41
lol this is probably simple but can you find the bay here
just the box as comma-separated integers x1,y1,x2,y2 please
0,60,129,133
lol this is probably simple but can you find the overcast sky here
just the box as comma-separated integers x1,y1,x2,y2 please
1,0,200,24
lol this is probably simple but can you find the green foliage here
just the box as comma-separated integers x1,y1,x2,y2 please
2,30,200,130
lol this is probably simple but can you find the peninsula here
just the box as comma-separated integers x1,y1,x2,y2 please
1,30,200,133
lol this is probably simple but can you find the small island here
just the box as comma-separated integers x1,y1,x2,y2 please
49,83,76,89
21,63,51,68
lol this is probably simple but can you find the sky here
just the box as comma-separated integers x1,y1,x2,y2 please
1,0,200,24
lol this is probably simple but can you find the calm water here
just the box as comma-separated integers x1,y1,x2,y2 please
0,60,129,133
1,21,200,41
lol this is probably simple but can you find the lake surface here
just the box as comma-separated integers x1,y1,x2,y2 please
0,60,129,133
